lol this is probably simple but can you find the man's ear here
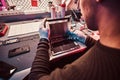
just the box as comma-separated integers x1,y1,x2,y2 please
96,0,103,3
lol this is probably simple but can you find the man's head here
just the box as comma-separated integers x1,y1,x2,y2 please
79,0,120,30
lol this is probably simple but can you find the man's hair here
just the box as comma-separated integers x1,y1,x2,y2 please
102,0,120,14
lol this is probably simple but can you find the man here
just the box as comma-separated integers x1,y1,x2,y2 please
29,0,120,80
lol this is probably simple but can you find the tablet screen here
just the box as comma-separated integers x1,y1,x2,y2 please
48,20,68,39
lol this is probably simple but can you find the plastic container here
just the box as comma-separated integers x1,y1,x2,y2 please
60,3,66,18
51,6,56,19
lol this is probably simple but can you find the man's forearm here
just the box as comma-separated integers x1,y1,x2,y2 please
29,39,50,80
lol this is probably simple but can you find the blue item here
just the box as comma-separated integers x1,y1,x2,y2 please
65,30,86,44
39,28,48,40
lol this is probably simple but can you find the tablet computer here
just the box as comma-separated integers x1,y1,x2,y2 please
46,19,81,61
0,61,17,79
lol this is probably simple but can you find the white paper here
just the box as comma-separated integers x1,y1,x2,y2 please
8,22,41,37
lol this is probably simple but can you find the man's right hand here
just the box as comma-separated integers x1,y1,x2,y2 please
65,30,87,44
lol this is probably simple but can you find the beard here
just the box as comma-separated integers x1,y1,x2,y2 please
85,13,98,31
81,0,98,31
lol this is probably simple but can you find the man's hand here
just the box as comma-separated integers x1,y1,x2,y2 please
39,27,49,40
66,30,87,43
